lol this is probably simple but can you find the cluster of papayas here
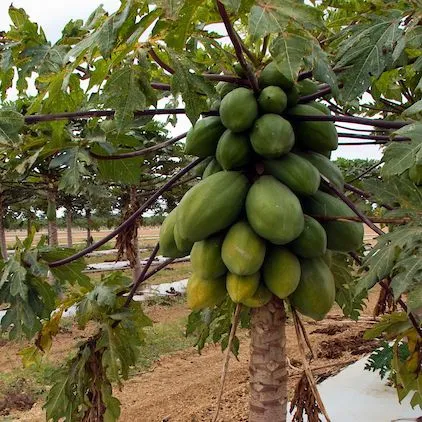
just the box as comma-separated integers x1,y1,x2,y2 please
159,62,364,321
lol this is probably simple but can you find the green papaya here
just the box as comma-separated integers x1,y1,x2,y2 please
302,190,364,252
159,208,190,258
299,152,344,191
221,221,266,276
308,101,331,116
190,234,227,279
286,85,300,107
187,274,227,311
246,176,304,245
185,116,226,157
289,257,335,321
219,87,258,132
250,114,295,158
177,171,249,242
233,63,246,78
216,81,236,98
264,153,320,196
263,247,301,299
288,104,338,152
193,156,213,177
297,79,319,96
290,215,327,258
409,164,422,185
242,284,272,308
216,130,252,170
202,158,222,178
258,86,287,114
322,250,333,268
174,223,194,253
226,272,260,303
258,62,293,90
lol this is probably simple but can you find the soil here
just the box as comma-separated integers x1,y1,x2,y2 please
6,287,382,422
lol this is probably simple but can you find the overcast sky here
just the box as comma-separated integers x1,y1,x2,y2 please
0,1,382,161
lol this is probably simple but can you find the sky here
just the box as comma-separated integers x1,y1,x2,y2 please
0,1,383,161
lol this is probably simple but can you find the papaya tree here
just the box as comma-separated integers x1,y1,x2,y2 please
0,1,421,421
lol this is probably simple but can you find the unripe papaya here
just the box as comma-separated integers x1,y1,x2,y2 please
159,208,190,258
302,190,364,252
216,130,252,170
222,221,266,275
409,164,422,185
258,86,287,114
216,81,236,98
308,101,331,116
263,247,301,299
242,284,272,308
264,153,320,196
299,152,344,191
290,257,335,321
219,87,258,132
190,234,227,279
246,176,304,245
185,116,226,157
286,85,300,107
233,63,246,78
193,157,213,177
250,114,295,158
174,223,194,253
202,158,222,178
258,62,293,90
187,273,227,311
288,104,338,152
297,79,319,96
322,250,333,268
177,171,249,242
226,272,260,303
290,215,327,258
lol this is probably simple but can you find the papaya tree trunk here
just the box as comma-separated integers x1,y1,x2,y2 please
0,195,8,260
86,208,93,246
66,208,73,248
47,187,59,247
131,186,142,281
249,297,288,422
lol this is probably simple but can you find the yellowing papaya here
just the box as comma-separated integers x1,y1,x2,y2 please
219,87,258,132
263,247,301,299
177,171,249,242
258,86,287,114
409,164,422,185
226,272,260,303
299,151,344,191
184,116,226,157
216,130,252,170
221,221,266,275
246,176,304,244
289,257,335,321
187,273,227,311
264,153,320,196
159,208,190,258
242,284,272,308
258,62,293,90
288,104,338,152
202,158,222,178
302,191,364,252
190,235,227,279
290,215,327,258
250,114,295,158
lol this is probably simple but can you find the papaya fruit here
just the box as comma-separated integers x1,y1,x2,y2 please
250,114,295,158
289,215,327,258
187,274,227,311
216,81,236,98
286,85,300,107
190,234,227,279
302,190,364,252
297,79,318,96
202,158,222,178
263,247,301,299
299,151,344,191
177,171,249,242
246,176,304,245
226,272,260,303
219,87,258,132
258,86,287,114
409,164,422,185
322,250,333,268
185,116,226,157
221,221,266,276
233,63,246,78
289,257,335,321
174,223,194,253
308,101,331,116
216,130,252,170
159,208,190,258
264,153,320,196
258,62,293,90
193,157,213,177
242,284,272,308
288,104,338,152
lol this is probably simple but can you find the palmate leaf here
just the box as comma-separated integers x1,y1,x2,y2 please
311,41,339,97
0,110,25,146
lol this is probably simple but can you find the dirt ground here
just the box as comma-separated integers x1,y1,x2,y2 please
5,288,382,422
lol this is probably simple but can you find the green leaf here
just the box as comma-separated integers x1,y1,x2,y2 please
403,100,422,117
219,0,242,13
364,312,410,340
96,154,144,185
0,110,25,146
311,42,339,97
